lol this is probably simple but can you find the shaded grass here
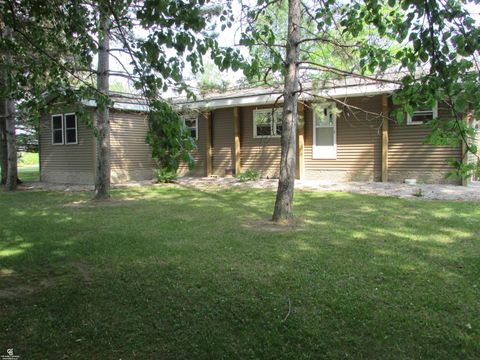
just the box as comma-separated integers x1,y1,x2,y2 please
18,165,39,182
0,152,39,182
0,186,479,359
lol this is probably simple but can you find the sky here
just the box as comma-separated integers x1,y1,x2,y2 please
107,0,480,96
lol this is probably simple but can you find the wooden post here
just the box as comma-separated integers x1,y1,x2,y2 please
297,101,305,180
233,107,241,175
381,94,389,182
205,111,213,176
462,112,473,186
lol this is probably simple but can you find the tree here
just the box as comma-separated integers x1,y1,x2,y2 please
94,2,111,200
341,0,480,178
1,0,241,197
1,26,17,191
0,100,7,185
0,0,96,191
196,60,231,95
240,0,480,221
272,0,301,222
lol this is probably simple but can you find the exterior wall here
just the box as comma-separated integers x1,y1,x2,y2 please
240,105,281,178
39,96,464,186
388,102,462,184
39,111,95,184
472,120,479,181
304,96,383,182
110,110,156,183
178,112,207,177
212,108,235,177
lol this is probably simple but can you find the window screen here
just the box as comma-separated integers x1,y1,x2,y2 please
52,115,64,144
64,114,77,144
312,105,337,159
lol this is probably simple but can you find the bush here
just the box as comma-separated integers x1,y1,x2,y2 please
155,168,178,183
236,169,261,182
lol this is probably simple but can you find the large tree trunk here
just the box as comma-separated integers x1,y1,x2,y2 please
5,98,16,190
2,26,17,191
94,7,111,200
272,0,301,222
0,99,7,185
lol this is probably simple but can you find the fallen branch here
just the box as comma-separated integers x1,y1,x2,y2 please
282,298,291,322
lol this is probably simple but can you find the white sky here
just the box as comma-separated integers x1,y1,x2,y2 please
107,0,480,95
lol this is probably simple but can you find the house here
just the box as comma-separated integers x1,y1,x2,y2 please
38,78,477,185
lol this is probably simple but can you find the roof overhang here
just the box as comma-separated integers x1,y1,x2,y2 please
82,99,149,112
176,81,400,110
80,79,400,113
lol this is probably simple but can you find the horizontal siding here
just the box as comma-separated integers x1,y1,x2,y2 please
178,112,206,176
388,102,461,172
240,105,281,177
110,111,154,169
212,108,234,176
304,96,383,181
110,111,156,181
39,110,95,184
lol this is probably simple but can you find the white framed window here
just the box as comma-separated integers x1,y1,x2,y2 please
253,108,283,138
64,113,78,145
312,104,337,159
407,103,438,125
51,113,78,145
181,114,198,140
51,114,64,145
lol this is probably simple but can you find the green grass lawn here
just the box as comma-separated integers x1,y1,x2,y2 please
1,186,479,359
18,152,39,181
18,151,39,166
0,152,39,182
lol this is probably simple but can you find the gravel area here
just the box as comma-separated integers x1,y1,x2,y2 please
176,177,480,201
19,177,480,201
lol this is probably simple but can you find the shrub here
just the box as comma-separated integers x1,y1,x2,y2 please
236,169,261,182
155,168,178,183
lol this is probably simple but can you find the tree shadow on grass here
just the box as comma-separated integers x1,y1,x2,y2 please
0,187,479,359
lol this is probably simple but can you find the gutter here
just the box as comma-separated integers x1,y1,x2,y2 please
81,81,399,112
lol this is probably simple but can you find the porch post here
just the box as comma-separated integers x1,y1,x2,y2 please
297,101,305,180
381,94,389,182
205,111,213,176
233,107,241,175
462,112,473,186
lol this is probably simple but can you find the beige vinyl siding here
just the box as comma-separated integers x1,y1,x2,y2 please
388,102,462,184
39,111,95,184
212,108,235,176
178,113,206,177
304,96,383,181
110,110,156,182
240,105,282,178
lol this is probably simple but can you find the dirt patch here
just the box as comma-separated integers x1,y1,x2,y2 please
20,177,480,201
71,262,93,282
0,269,15,277
175,177,480,202
63,197,140,208
22,180,156,193
244,218,303,232
0,279,52,299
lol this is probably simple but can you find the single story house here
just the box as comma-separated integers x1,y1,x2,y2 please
39,77,478,185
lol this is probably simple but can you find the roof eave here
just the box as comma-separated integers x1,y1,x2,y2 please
177,82,399,110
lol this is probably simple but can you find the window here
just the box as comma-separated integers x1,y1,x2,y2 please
64,113,78,144
181,115,198,139
407,103,438,125
51,113,78,145
312,104,336,159
51,114,64,145
253,108,283,138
